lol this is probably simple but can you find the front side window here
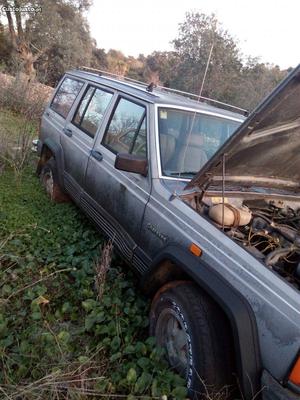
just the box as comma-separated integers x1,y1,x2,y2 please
102,98,146,156
158,107,241,178
73,86,113,138
51,77,83,118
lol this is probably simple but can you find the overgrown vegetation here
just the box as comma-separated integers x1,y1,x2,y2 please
0,1,290,110
0,74,51,119
0,108,187,399
0,107,36,182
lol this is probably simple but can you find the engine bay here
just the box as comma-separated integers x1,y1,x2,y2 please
182,193,300,290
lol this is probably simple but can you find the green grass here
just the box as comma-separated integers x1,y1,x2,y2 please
0,133,187,400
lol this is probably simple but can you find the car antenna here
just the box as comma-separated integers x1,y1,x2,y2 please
173,40,215,197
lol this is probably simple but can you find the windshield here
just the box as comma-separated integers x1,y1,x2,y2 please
158,107,242,178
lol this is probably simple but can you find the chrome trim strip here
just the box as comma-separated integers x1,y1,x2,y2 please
158,176,190,182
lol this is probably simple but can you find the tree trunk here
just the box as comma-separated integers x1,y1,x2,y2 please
1,0,36,80
18,43,36,81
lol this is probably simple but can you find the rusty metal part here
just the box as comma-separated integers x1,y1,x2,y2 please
151,280,191,306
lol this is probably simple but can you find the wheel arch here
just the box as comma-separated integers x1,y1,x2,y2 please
37,138,64,187
140,244,262,400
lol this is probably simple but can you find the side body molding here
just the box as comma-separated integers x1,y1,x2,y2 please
140,245,262,400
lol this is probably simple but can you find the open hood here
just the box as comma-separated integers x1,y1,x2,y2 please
186,64,300,196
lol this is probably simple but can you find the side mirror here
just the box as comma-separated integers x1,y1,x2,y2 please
114,153,148,176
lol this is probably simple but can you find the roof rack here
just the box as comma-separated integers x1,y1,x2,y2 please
79,66,248,116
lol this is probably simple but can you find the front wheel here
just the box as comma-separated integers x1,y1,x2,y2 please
149,282,235,399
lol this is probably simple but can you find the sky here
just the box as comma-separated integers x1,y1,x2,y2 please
88,0,299,69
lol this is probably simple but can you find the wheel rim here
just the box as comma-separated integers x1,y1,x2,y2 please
155,307,189,378
43,170,54,199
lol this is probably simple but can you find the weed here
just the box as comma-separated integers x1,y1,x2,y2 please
0,108,38,180
0,167,187,399
95,241,114,301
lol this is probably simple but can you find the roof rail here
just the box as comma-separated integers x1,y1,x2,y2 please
79,66,248,115
79,66,148,87
158,86,248,115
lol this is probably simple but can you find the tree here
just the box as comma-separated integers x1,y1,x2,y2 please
166,12,288,111
142,51,179,86
33,1,93,86
126,55,144,81
236,58,287,110
0,22,12,69
171,12,243,103
0,0,92,80
91,47,108,71
105,49,129,76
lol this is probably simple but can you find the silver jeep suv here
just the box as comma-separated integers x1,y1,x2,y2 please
37,65,300,400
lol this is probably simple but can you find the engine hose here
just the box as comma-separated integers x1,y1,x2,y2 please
265,247,297,267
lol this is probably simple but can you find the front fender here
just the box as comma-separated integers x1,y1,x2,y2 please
141,244,262,400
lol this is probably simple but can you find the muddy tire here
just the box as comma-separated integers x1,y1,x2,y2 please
150,282,235,399
40,158,69,203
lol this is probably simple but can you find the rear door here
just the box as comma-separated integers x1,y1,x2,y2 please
60,81,114,202
83,94,151,266
41,75,84,166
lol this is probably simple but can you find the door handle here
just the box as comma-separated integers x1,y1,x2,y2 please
91,149,103,161
63,127,73,137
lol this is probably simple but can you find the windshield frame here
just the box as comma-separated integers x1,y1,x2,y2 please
154,103,244,181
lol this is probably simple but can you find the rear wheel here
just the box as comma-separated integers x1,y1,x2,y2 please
150,282,235,399
40,158,69,203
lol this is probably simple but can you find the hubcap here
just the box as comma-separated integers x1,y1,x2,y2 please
155,308,189,378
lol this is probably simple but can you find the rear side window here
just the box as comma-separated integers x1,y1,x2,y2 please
102,98,146,156
51,77,83,118
73,86,113,138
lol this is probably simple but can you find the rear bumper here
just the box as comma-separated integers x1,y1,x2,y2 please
262,370,300,399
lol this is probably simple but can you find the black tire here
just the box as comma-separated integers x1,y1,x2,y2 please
149,282,235,399
40,158,69,203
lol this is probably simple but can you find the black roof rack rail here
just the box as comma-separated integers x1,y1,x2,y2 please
79,66,248,116
79,66,148,87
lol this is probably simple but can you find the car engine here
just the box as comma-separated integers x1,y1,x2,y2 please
183,194,300,290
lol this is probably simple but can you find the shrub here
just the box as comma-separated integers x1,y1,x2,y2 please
0,72,52,120
0,109,37,180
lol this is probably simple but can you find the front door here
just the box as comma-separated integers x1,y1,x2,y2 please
83,95,151,266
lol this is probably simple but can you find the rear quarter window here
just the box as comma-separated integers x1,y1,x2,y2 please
51,77,84,118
